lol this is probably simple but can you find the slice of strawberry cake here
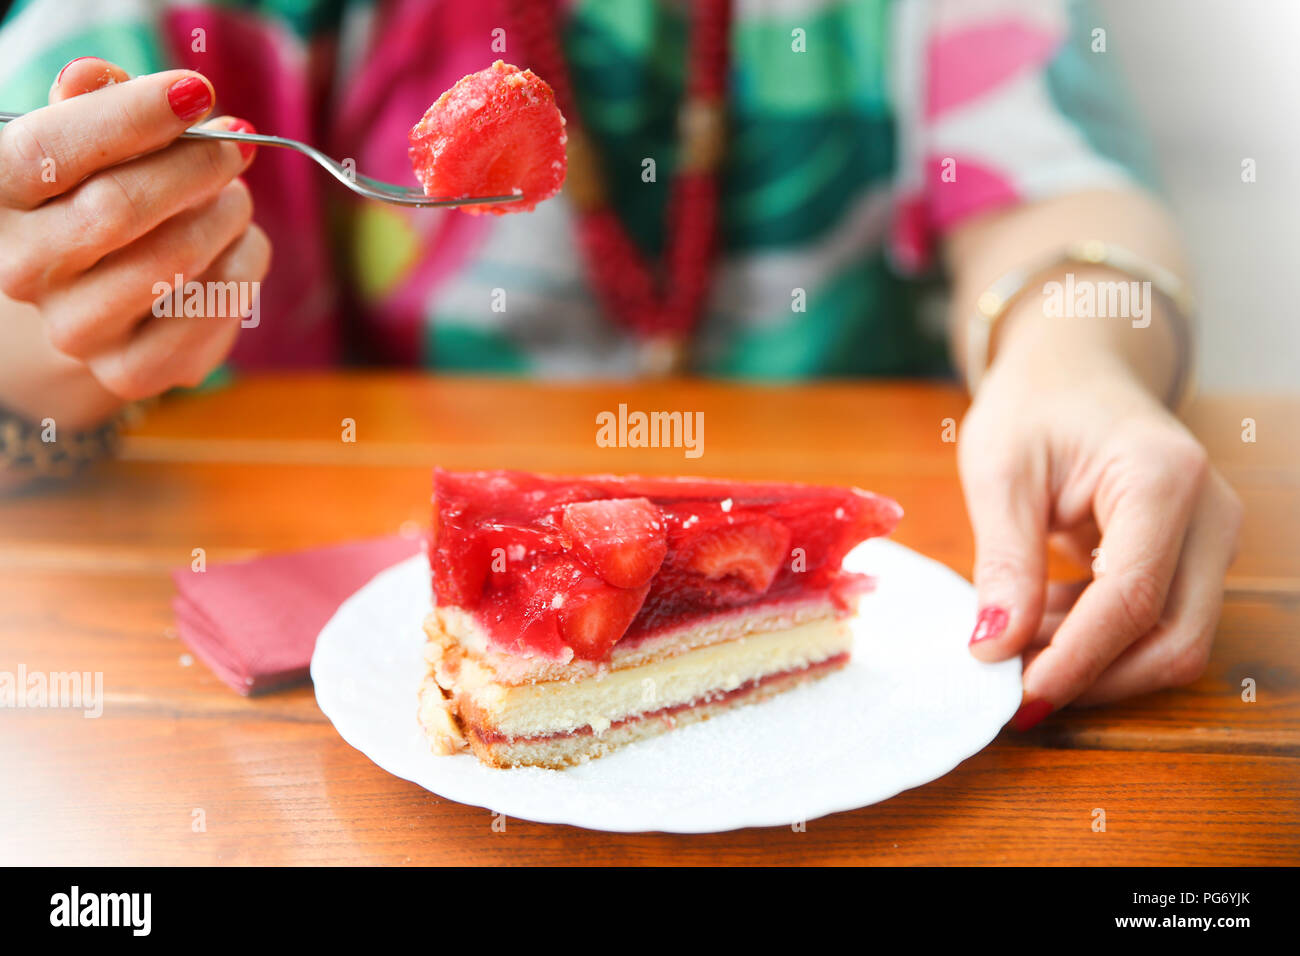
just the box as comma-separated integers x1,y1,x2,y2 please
418,469,901,769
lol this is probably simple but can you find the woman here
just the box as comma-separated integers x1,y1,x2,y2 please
0,0,1241,727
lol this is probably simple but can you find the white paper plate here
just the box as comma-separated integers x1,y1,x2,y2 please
312,539,1021,833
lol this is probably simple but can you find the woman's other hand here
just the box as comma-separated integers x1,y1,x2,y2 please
959,328,1242,727
947,189,1241,726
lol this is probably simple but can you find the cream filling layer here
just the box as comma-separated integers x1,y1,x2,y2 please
433,594,845,685
455,617,851,739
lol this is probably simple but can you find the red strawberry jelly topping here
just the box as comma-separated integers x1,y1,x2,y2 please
408,60,567,215
430,470,902,662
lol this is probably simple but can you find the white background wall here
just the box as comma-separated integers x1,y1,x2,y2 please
1096,0,1299,389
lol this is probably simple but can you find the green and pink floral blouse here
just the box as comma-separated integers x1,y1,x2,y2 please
0,0,1154,378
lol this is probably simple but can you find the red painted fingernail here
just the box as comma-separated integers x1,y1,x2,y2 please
1011,697,1053,732
969,605,1008,645
167,76,212,122
56,56,99,86
228,119,257,160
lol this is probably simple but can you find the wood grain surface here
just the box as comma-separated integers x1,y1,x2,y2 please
0,375,1296,865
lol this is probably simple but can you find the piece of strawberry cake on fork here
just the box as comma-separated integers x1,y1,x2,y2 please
418,469,901,769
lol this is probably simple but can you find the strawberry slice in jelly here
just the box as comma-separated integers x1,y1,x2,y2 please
558,578,652,660
561,497,667,588
684,513,791,596
430,469,902,662
408,60,567,215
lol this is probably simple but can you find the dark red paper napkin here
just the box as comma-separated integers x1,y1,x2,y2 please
170,535,423,695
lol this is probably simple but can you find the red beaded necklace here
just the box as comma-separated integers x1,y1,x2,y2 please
508,0,732,374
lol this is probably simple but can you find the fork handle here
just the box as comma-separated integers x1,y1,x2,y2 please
0,111,291,150
180,127,298,149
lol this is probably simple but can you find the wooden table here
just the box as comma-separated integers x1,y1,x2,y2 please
1,375,1296,865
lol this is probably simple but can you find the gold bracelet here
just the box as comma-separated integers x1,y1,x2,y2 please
965,239,1197,412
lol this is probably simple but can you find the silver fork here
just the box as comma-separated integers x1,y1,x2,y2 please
0,111,522,209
